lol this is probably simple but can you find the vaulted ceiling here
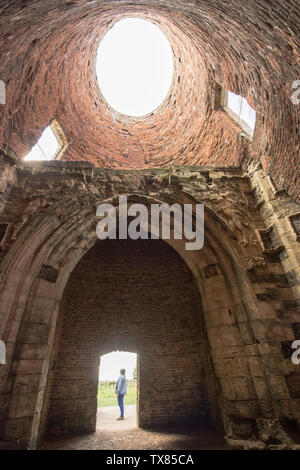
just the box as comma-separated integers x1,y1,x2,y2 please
0,1,299,199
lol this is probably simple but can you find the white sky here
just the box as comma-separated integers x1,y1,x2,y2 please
227,91,256,130
24,126,61,161
96,17,174,117
99,351,137,381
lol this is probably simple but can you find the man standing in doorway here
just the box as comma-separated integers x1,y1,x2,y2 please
115,368,127,420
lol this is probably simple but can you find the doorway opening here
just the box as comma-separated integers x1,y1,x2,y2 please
43,238,221,440
97,351,138,430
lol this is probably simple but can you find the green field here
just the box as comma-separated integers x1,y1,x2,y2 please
97,381,137,407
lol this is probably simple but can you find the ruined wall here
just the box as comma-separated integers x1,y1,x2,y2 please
0,159,300,449
249,168,300,418
45,238,216,435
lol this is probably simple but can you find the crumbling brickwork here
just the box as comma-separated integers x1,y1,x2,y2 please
0,1,299,200
0,0,299,450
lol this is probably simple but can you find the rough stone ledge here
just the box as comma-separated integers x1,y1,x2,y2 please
20,161,243,174
225,437,300,450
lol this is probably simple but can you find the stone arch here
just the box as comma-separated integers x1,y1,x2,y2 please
0,188,293,447
43,238,218,437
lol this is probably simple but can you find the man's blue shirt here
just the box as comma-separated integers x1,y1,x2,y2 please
115,374,127,395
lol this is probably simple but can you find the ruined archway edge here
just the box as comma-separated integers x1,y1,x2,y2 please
0,1,299,200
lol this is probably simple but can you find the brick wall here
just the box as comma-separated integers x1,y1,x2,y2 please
45,238,218,436
0,1,299,201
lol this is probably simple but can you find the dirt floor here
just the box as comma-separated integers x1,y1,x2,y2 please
40,405,227,450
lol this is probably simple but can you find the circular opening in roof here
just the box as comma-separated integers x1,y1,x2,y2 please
96,18,174,117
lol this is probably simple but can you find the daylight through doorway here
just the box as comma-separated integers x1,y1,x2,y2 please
97,351,138,430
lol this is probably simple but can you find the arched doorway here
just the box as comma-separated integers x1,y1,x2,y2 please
2,180,296,449
42,238,221,437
